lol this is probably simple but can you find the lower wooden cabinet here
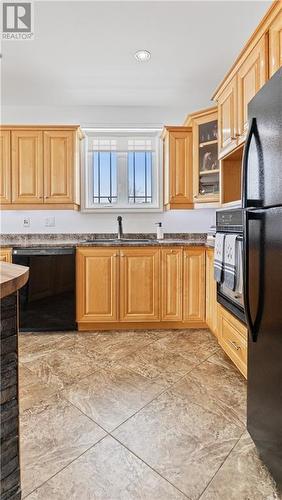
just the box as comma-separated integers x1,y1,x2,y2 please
76,246,206,329
120,248,160,322
183,248,205,322
0,248,12,262
218,304,247,378
205,248,218,336
161,248,183,321
76,248,118,323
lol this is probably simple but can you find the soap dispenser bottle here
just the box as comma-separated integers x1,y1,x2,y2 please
156,222,164,240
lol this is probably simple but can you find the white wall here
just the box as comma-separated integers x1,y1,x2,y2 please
1,105,189,128
1,104,216,235
0,209,216,234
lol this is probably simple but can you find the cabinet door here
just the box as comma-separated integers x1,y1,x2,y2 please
192,110,219,203
11,130,43,204
269,9,282,77
0,248,12,262
43,130,74,203
237,35,268,142
164,128,193,209
161,248,183,321
76,248,118,323
183,248,205,322
0,131,11,204
218,305,247,378
206,249,218,336
120,248,160,322
217,77,238,159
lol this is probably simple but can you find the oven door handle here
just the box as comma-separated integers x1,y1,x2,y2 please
243,209,265,342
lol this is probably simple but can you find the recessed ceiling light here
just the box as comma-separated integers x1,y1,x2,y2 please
134,50,151,62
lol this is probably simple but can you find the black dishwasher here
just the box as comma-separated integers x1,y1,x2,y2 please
12,247,76,332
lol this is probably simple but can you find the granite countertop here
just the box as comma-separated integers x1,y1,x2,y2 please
0,233,208,248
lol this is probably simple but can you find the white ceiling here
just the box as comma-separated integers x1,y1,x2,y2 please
1,1,271,111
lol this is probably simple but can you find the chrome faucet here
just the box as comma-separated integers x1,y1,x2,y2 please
117,216,123,239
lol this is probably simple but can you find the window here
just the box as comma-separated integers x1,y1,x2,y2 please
82,129,162,212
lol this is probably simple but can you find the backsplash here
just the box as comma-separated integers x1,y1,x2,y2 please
0,209,216,234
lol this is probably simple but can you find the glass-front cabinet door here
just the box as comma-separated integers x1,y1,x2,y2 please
187,107,219,203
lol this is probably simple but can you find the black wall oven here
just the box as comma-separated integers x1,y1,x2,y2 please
216,209,245,323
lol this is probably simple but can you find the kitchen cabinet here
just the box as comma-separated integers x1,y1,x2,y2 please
76,248,118,323
162,127,193,209
43,130,75,204
76,245,206,330
0,131,11,204
205,248,218,336
269,8,282,77
0,248,12,263
11,130,44,204
216,36,267,158
217,77,238,159
237,35,268,143
218,304,247,378
185,107,219,203
213,2,282,161
161,248,183,321
120,247,160,322
183,248,205,322
0,125,82,210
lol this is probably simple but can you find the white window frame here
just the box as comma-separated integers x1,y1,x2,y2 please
81,128,163,213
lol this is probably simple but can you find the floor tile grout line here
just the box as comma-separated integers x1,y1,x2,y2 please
111,434,191,500
197,428,246,500
61,395,111,435
22,433,110,499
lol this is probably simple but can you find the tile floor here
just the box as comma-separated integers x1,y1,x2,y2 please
18,329,281,499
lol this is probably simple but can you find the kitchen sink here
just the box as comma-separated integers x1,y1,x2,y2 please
83,238,153,244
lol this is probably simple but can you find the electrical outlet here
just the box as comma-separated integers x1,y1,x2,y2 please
23,217,30,227
45,216,55,227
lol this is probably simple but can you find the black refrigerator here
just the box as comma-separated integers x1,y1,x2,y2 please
243,67,282,486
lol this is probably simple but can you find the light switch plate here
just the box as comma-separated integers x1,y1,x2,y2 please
23,217,30,227
45,216,55,227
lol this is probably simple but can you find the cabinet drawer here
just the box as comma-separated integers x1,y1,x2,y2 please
218,306,247,378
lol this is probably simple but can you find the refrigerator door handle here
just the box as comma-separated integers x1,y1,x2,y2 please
242,117,263,209
243,209,265,342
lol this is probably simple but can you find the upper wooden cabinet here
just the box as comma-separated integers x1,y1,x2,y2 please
162,126,193,210
0,131,11,204
120,247,160,322
161,248,183,321
0,125,82,209
76,247,118,323
43,130,75,204
237,35,268,142
11,130,44,204
185,107,219,203
217,77,238,159
269,8,282,77
216,37,267,158
213,2,281,160
183,248,205,322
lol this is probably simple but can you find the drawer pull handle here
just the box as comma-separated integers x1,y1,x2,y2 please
227,339,241,351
